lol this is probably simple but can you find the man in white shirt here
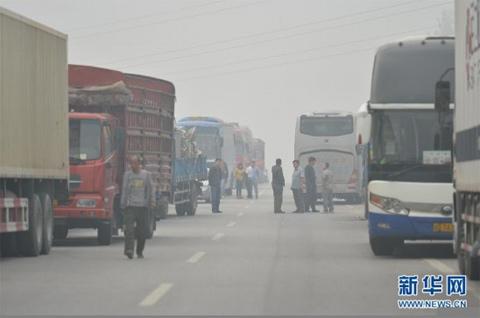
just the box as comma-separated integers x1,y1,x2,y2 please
246,161,260,199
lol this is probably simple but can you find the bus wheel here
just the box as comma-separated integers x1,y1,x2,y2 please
369,236,400,256
97,221,112,245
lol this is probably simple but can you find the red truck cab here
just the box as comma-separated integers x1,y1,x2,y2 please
54,112,120,245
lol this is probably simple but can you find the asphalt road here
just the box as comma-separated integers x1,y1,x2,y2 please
1,185,479,317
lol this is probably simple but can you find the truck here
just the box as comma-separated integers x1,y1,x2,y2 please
363,37,455,256
452,0,480,280
54,64,176,244
0,7,69,256
164,127,208,217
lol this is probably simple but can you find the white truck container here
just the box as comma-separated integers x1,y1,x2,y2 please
453,0,480,280
0,7,69,256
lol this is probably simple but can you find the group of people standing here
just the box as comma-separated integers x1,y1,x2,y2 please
233,161,260,199
271,157,334,214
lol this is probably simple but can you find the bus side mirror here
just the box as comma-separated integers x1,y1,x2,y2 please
435,81,450,112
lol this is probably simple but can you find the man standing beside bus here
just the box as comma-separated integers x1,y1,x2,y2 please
291,160,305,213
208,159,223,213
322,162,334,213
304,157,319,212
121,155,152,259
271,159,285,213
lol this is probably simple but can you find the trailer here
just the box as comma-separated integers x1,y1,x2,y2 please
452,0,480,280
54,65,175,243
0,7,69,256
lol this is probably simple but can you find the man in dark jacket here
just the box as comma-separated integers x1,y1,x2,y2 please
271,158,285,214
208,159,223,213
304,156,319,212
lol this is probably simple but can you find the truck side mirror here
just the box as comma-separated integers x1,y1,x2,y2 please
114,127,125,152
435,81,451,112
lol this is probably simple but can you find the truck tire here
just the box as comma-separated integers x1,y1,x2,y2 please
53,225,68,240
146,210,156,239
186,189,198,216
175,203,186,216
40,193,53,255
18,194,42,256
97,221,112,245
369,236,401,256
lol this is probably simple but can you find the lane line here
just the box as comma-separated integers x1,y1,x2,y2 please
212,232,225,241
139,283,173,307
423,259,456,274
226,221,236,227
186,251,206,264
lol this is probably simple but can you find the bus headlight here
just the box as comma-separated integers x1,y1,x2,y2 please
370,193,409,215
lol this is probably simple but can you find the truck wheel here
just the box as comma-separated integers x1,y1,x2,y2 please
97,221,112,245
175,203,186,216
53,225,68,240
146,210,155,239
186,191,198,216
40,193,53,255
369,236,401,256
18,194,42,256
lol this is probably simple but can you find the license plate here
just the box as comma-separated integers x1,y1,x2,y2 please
433,223,453,232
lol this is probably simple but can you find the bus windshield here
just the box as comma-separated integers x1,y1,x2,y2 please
185,126,221,159
370,110,453,182
300,116,353,137
371,41,454,103
69,119,101,161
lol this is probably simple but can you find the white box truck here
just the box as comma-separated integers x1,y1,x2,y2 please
452,0,480,280
0,7,69,256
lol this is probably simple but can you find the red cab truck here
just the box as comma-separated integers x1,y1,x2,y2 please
54,65,175,245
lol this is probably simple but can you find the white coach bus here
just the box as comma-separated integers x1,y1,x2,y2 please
294,112,362,203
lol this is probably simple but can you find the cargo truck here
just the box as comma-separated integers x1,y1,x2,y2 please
54,65,176,244
452,0,480,280
0,7,69,256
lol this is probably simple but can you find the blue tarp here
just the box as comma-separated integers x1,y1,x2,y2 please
173,156,208,184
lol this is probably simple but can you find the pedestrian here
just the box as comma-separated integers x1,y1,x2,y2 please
322,162,334,213
246,160,260,199
234,163,245,199
291,160,305,213
304,157,319,212
271,158,285,213
120,155,153,259
208,159,223,213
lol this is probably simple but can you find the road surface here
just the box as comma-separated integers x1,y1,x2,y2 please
1,185,479,316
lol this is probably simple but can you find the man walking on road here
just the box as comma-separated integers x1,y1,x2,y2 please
209,158,223,213
120,155,152,259
271,158,285,213
322,162,334,213
304,157,319,212
291,160,305,213
246,161,259,199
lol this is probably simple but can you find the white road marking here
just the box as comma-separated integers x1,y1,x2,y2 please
186,251,206,264
423,259,456,274
139,283,173,307
226,221,236,227
212,232,225,241
237,212,244,217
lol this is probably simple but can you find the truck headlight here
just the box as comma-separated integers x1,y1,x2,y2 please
76,199,97,208
370,193,409,215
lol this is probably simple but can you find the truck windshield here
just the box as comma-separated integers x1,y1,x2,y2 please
371,41,454,103
369,110,453,182
69,119,101,161
300,116,353,136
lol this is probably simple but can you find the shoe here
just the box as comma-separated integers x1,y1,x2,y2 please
312,209,320,212
216,210,223,213
137,253,144,259
293,210,304,213
125,253,133,259
274,211,285,214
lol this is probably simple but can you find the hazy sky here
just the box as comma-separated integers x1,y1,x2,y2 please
0,0,453,175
